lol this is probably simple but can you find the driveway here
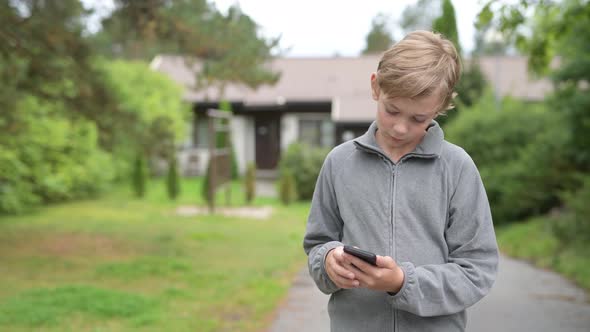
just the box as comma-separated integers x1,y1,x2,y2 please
267,255,590,331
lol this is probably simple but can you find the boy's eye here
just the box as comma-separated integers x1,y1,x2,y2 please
413,117,426,123
386,109,399,115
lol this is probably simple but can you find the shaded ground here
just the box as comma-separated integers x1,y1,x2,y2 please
268,255,590,332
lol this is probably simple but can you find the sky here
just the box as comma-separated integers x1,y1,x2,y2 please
82,0,486,57
212,0,485,57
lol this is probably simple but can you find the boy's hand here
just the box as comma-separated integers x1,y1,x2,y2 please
342,253,405,293
325,246,360,289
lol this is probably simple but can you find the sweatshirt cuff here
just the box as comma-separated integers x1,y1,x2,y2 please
317,241,343,293
386,261,415,304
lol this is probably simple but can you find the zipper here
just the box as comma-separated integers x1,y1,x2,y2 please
353,141,437,163
390,162,396,332
354,140,438,332
391,161,399,332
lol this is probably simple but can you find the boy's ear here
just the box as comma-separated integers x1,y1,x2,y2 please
370,73,379,101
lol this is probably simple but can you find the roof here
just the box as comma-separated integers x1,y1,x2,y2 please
151,54,556,123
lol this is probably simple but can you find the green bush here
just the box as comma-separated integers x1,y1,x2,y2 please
278,143,329,200
0,150,39,213
553,175,590,245
278,169,298,205
445,90,573,224
99,60,189,177
0,96,114,213
244,163,256,204
497,217,590,292
166,155,180,200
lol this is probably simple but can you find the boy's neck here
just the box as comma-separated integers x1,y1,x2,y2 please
374,131,420,163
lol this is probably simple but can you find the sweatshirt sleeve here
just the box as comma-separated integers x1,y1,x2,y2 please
388,156,499,316
303,154,345,294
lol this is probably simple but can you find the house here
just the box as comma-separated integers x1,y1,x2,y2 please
150,55,555,176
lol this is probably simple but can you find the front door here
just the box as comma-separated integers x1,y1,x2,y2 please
255,115,280,169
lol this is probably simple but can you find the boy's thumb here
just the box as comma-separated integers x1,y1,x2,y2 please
376,255,395,269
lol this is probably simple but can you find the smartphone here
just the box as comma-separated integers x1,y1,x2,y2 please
343,245,377,266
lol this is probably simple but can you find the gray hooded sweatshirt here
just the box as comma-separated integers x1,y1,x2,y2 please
303,121,499,332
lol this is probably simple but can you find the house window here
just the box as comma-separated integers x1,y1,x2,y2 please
299,118,334,148
193,114,209,148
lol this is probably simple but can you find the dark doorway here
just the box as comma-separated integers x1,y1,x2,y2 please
255,115,281,169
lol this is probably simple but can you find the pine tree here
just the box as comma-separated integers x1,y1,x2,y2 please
433,0,462,54
362,13,394,55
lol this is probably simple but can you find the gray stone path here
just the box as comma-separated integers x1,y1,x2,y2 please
267,268,330,332
268,255,590,332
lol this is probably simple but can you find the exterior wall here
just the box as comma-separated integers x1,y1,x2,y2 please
244,116,256,170
231,115,247,175
231,115,256,175
281,114,299,151
177,111,335,176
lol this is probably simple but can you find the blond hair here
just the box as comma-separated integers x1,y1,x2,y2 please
376,30,461,114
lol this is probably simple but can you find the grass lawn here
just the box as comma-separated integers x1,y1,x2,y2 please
0,177,310,331
496,217,590,292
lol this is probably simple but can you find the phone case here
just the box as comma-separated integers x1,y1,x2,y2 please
343,245,377,266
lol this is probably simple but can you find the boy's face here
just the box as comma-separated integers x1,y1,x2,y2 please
370,73,441,153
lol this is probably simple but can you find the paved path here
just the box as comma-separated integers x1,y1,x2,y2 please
268,255,590,332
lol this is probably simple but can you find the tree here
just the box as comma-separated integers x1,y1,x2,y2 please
91,1,280,94
399,0,440,33
0,0,122,212
478,0,590,171
432,0,461,55
472,25,512,56
0,0,119,124
455,61,487,108
196,6,281,95
362,13,394,55
429,0,487,127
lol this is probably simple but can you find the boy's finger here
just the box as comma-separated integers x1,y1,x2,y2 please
333,274,360,289
331,262,356,280
344,253,373,272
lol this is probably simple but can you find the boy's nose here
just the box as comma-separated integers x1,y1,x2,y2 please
393,123,408,136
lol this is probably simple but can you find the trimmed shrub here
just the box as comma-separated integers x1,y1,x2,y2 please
244,163,256,204
201,160,212,204
278,143,329,201
278,169,298,205
166,155,180,200
132,153,147,198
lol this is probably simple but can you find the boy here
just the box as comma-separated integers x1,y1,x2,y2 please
303,31,499,331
